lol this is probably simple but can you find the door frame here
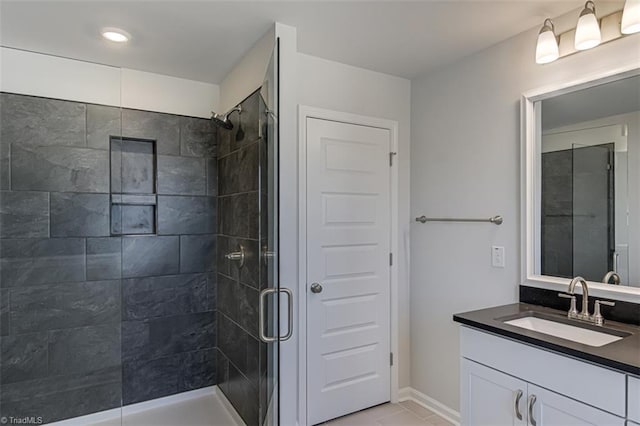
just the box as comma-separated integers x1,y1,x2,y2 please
297,105,400,426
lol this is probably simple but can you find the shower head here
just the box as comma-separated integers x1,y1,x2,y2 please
210,105,242,130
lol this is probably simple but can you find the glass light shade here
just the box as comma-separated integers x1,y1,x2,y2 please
622,0,640,34
575,12,601,50
536,29,559,64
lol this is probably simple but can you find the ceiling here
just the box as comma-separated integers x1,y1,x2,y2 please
0,1,586,84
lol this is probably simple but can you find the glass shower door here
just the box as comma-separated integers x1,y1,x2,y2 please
258,38,288,426
571,143,615,281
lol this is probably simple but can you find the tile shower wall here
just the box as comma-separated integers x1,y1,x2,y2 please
0,93,218,423
541,150,574,278
216,90,268,426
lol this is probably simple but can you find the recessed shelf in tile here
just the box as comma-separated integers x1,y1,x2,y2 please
110,137,158,236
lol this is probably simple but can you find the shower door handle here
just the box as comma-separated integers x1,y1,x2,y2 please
259,287,293,343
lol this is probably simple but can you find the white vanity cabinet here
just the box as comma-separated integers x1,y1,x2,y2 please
461,360,527,425
461,359,624,426
629,376,640,423
460,327,632,426
527,384,623,426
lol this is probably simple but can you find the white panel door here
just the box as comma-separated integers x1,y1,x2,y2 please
461,359,528,426
528,384,625,426
306,118,391,425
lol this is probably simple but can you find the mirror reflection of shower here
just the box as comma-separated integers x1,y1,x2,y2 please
211,105,244,141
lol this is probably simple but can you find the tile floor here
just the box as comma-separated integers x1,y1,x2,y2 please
324,401,455,426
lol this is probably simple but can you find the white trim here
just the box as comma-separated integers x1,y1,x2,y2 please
48,386,243,426
398,387,461,426
521,65,640,304
297,105,400,426
521,62,640,102
398,387,413,401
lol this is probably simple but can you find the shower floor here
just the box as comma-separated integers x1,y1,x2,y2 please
49,386,243,426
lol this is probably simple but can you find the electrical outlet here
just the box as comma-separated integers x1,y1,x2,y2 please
492,246,505,268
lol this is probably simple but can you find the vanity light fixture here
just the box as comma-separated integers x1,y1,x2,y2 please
535,19,560,64
621,0,640,34
101,27,131,43
536,1,638,65
575,1,601,50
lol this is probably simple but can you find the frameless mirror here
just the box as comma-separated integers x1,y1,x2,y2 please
537,74,639,288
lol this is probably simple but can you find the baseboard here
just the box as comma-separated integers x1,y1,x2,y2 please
398,387,461,426
398,387,412,400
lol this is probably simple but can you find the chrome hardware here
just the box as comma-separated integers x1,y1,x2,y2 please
528,394,537,426
259,288,278,343
563,278,615,326
310,283,323,294
259,287,294,343
514,389,524,421
558,293,578,318
225,245,245,268
415,215,503,225
262,249,276,266
264,108,277,121
567,277,591,321
593,300,616,326
602,271,621,285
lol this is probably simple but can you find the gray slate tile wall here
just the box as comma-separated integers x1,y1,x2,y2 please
0,92,218,423
216,89,271,426
541,150,574,278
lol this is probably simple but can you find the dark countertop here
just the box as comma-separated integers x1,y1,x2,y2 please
453,303,640,376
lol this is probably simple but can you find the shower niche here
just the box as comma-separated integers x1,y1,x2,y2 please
110,136,158,235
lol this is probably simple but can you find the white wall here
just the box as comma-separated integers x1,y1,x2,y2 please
409,9,640,415
297,53,412,389
219,27,275,113
0,47,219,117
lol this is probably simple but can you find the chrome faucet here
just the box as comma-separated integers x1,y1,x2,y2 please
567,276,590,320
602,271,621,285
558,276,616,326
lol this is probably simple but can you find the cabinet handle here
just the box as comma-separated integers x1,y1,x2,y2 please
514,389,523,420
528,394,537,426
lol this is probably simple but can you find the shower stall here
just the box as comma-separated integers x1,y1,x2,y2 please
0,40,283,426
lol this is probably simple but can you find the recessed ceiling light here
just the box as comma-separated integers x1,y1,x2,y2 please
101,27,131,43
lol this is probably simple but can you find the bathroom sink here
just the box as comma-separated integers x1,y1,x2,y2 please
501,314,630,347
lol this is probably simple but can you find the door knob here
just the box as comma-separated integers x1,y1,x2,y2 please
310,283,323,293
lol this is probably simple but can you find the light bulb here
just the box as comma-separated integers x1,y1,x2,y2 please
536,19,559,64
575,1,601,50
101,27,131,43
621,0,640,34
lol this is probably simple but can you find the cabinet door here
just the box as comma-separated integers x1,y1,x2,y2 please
527,384,625,426
461,359,527,426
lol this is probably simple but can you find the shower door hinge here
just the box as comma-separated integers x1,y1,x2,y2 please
389,253,393,266
390,352,394,366
389,152,397,167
